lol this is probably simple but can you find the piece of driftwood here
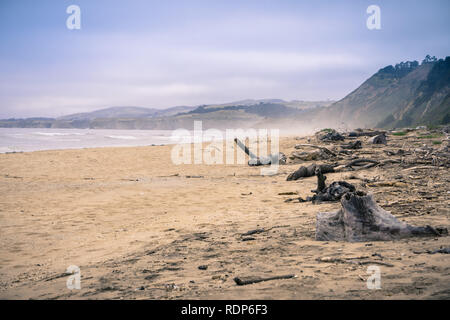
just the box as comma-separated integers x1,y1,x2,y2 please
318,130,345,142
248,152,287,166
380,159,401,165
368,133,387,145
348,130,386,137
316,257,394,267
234,138,286,166
44,272,72,282
316,192,447,242
333,159,380,172
289,148,335,162
278,191,298,195
294,144,336,156
428,247,450,254
314,168,327,193
309,180,356,203
384,149,407,156
240,225,290,237
341,140,362,150
234,138,258,159
286,164,334,181
345,159,380,168
284,197,306,203
234,274,296,286
401,165,438,171
241,228,266,236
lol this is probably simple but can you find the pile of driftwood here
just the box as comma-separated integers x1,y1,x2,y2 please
411,143,449,167
286,168,356,203
286,127,449,243
308,169,356,203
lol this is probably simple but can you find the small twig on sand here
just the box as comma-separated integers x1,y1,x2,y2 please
380,159,401,165
316,257,394,267
401,166,439,171
240,225,290,237
43,272,72,282
358,261,394,267
234,274,297,286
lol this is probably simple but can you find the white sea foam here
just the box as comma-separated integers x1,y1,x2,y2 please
0,128,175,152
105,135,138,140
33,132,86,136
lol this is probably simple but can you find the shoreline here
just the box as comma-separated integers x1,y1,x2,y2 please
0,129,313,154
0,144,169,155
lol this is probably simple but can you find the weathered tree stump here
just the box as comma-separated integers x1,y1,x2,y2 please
316,192,446,242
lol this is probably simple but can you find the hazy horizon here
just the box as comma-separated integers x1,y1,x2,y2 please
1,0,449,118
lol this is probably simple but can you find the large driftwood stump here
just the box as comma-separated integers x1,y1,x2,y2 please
316,192,446,242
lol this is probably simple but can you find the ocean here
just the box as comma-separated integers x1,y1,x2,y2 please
0,128,177,153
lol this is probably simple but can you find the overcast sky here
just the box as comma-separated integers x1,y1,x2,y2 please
0,0,449,118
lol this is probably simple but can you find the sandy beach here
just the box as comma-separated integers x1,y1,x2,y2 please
0,134,449,300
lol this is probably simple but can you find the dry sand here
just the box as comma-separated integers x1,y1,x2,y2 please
0,134,449,299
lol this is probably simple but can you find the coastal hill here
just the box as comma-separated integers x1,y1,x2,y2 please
0,100,333,130
57,106,196,121
0,55,448,130
316,55,450,129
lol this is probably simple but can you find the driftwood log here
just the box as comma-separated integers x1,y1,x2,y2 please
234,138,286,166
316,192,447,242
289,150,334,162
234,274,296,286
286,164,334,181
317,130,345,142
345,158,380,169
294,144,336,156
348,130,386,137
314,168,327,193
368,133,387,145
341,140,362,150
